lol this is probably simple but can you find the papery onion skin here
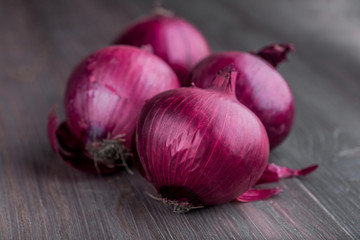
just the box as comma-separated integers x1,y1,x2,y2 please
114,8,211,86
136,71,269,207
188,44,295,149
48,45,180,174
237,188,282,202
257,163,318,184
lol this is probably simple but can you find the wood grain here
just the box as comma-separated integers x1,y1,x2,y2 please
0,0,359,239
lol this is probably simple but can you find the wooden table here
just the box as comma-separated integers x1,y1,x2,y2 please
1,0,359,239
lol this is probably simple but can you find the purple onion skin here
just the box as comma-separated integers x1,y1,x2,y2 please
49,46,180,174
114,11,210,86
136,80,269,206
188,47,295,149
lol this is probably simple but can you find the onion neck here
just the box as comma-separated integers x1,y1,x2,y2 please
152,4,174,18
210,65,237,96
255,43,295,68
140,44,154,54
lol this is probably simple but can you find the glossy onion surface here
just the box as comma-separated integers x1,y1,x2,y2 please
189,46,294,148
136,83,269,207
48,45,180,174
114,10,210,85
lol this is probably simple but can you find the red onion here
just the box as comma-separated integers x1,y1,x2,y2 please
188,43,295,149
47,46,180,174
114,7,211,86
135,67,279,212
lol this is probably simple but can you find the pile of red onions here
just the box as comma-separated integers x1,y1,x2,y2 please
114,7,210,85
46,6,318,213
47,45,180,174
189,44,295,148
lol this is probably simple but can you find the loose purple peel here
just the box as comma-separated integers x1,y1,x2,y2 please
257,163,319,184
47,106,123,174
236,188,282,202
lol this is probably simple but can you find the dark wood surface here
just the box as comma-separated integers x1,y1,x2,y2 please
1,0,359,239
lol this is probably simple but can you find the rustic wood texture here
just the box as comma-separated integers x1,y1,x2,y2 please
0,0,359,239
